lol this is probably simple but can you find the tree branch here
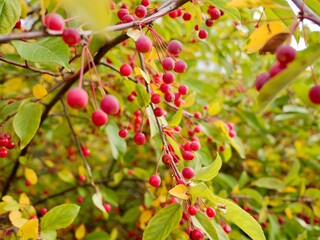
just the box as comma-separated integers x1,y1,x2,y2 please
0,31,54,43
0,55,63,77
291,0,320,26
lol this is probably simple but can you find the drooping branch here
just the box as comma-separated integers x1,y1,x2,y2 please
291,0,320,26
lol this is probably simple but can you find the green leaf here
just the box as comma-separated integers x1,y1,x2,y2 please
146,105,158,138
135,83,151,108
257,43,320,112
252,177,285,191
101,188,119,207
106,120,127,159
11,37,70,70
0,0,21,34
194,153,222,181
13,102,42,149
192,211,219,240
84,231,110,240
41,204,80,231
40,230,57,240
236,110,267,134
169,105,183,127
190,183,266,240
0,101,21,123
306,0,320,17
228,136,245,159
238,188,264,206
143,203,183,240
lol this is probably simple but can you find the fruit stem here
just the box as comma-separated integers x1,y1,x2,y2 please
138,51,182,180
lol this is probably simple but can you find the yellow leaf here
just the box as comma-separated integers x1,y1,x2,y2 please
78,165,86,177
134,67,150,83
194,4,202,29
20,0,30,18
44,160,54,168
9,210,28,228
146,61,159,72
19,193,30,206
146,47,158,62
126,29,142,41
183,93,196,108
75,224,86,239
243,23,289,54
0,77,23,94
0,202,9,214
139,210,153,229
214,120,229,135
33,84,47,99
17,219,39,240
40,74,55,84
285,208,293,219
169,184,189,200
208,100,222,116
281,187,297,193
25,168,38,185
227,0,283,8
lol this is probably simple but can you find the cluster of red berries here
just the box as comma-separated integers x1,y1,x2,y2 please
116,0,150,24
0,134,15,158
255,45,296,91
66,87,120,128
44,13,81,46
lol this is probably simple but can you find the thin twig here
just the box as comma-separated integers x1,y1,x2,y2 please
0,55,63,77
99,61,137,83
0,31,54,43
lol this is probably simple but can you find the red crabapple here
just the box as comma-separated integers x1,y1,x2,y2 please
66,87,88,109
120,64,132,76
133,132,146,145
188,205,198,215
0,148,8,158
162,72,175,84
210,8,221,20
62,28,81,46
309,85,320,104
206,207,216,217
162,57,175,71
117,9,129,20
269,62,286,77
141,0,150,7
178,85,188,95
183,12,192,21
135,5,147,18
101,94,120,115
168,40,183,56
198,29,208,39
276,45,296,65
154,107,165,117
190,228,204,240
118,129,128,138
151,93,161,104
44,13,65,31
174,60,187,73
92,109,108,127
182,167,195,179
149,174,161,187
255,72,270,91
136,36,152,53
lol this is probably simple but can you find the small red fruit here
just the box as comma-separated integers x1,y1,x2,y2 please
141,0,150,7
62,28,81,46
269,62,286,77
162,72,175,84
182,150,194,161
151,93,161,104
78,175,86,182
120,64,132,76
198,29,208,39
255,72,270,91
276,45,296,65
188,205,198,216
194,112,201,118
0,147,8,158
133,132,146,145
92,109,108,127
174,60,187,73
160,83,171,94
309,85,320,104
149,174,161,187
39,208,48,216
178,85,188,95
162,153,173,165
136,36,152,53
182,166,195,179
6,141,15,149
135,5,147,18
205,18,214,27
77,196,84,203
66,88,88,109
154,107,164,117
190,141,201,151
0,137,9,147
117,9,129,20
206,207,216,217
168,40,183,56
210,8,221,20
103,203,112,212
190,228,205,240
101,94,120,115
223,224,232,234
183,12,192,21
162,57,175,71
122,14,134,23
44,13,65,31
81,146,90,157
118,129,128,138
